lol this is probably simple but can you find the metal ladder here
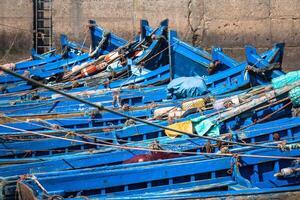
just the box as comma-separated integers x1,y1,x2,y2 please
33,0,53,54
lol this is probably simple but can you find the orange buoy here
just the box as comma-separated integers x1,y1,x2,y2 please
104,52,119,62
81,65,97,77
80,62,107,77
132,50,143,58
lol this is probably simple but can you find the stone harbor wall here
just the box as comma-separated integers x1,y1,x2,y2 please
0,0,299,71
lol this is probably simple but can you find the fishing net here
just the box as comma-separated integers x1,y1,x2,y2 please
289,86,300,106
271,70,300,89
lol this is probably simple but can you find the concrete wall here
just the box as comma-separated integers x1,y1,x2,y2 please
0,0,299,71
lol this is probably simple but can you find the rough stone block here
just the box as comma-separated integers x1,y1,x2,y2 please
203,19,271,47
293,19,300,46
282,47,300,71
271,18,300,46
53,0,135,39
204,0,270,20
222,47,246,62
52,0,72,18
134,0,190,37
0,0,32,52
0,17,32,51
0,0,32,18
270,0,300,19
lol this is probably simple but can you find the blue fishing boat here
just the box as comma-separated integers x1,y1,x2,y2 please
0,38,286,116
0,76,298,159
0,70,297,137
3,48,64,73
0,19,170,94
12,143,300,199
0,20,130,88
0,21,285,100
0,36,87,85
0,16,299,200
0,116,299,174
1,132,300,199
0,76,297,200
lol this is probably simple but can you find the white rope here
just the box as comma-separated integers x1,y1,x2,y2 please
0,123,300,160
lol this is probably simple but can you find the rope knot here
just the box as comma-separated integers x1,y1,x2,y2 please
228,154,242,175
50,124,61,130
149,140,163,151
122,103,130,111
0,85,7,93
208,60,220,75
220,146,230,154
203,140,212,153
278,140,290,151
112,91,121,108
71,81,80,88
124,119,136,127
273,133,280,141
65,131,76,138
18,175,28,181
149,102,157,108
233,154,242,167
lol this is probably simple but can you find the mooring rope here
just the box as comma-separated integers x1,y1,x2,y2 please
0,123,299,161
0,65,295,150
237,100,292,131
1,111,296,152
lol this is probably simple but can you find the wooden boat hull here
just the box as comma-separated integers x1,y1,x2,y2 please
13,146,300,199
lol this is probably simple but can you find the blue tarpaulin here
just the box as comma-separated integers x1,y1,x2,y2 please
167,76,208,99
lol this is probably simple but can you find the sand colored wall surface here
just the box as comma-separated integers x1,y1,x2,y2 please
0,0,299,70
